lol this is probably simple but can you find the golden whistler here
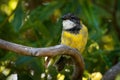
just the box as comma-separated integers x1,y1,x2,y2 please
55,13,88,71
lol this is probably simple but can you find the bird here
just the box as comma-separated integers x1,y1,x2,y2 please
54,13,88,71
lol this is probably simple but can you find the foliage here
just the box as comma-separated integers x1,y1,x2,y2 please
0,0,120,80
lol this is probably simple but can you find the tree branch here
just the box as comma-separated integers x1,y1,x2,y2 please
102,62,120,80
0,39,84,80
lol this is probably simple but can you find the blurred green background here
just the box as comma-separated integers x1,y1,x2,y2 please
0,0,120,80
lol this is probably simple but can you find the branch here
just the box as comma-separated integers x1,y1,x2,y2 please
0,39,84,80
102,62,120,80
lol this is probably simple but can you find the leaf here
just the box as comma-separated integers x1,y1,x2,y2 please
30,1,63,21
0,52,16,61
15,56,34,66
30,58,44,79
34,21,51,39
12,2,24,31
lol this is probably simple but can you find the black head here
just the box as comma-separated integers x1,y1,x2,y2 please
62,13,82,34
62,13,80,25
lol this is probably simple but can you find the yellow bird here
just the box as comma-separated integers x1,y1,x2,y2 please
55,13,88,71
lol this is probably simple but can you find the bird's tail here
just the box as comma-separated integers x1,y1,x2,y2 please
54,56,67,71
54,56,73,71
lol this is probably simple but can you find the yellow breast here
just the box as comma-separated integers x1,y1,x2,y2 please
61,24,88,53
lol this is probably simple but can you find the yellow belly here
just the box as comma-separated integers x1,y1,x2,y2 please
61,24,88,53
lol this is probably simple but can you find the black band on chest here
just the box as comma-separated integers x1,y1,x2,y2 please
65,25,81,34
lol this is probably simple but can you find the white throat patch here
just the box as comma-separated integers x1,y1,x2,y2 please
62,20,76,30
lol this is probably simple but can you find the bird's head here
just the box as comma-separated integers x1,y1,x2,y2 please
61,13,81,32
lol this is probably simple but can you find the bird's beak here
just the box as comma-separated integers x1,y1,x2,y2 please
61,15,67,20
61,16,65,20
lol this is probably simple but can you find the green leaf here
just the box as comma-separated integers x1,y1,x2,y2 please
34,21,51,39
12,3,24,31
15,56,34,66
116,73,120,80
30,1,63,21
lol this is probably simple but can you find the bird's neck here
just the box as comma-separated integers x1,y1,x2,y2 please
64,25,81,34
